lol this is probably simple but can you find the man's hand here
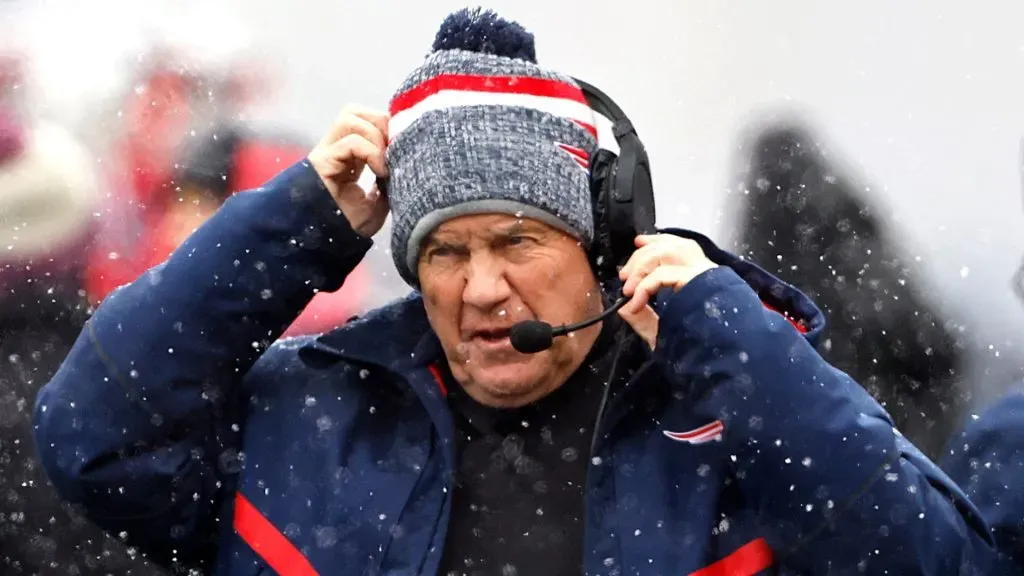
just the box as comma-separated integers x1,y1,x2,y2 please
307,105,391,238
617,234,718,349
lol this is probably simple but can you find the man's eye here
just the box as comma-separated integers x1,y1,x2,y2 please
505,235,531,247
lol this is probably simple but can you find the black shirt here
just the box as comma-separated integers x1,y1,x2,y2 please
437,322,621,576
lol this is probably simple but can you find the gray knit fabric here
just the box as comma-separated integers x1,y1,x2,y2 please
386,49,598,287
391,49,574,95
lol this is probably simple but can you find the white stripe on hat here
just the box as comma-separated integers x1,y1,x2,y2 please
388,89,597,142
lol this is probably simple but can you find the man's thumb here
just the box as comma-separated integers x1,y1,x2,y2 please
618,304,659,350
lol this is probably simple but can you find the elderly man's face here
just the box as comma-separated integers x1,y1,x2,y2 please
418,213,603,408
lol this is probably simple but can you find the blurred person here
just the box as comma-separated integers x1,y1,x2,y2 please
84,44,268,306
0,52,26,114
33,8,1003,575
80,43,373,334
0,106,162,574
730,124,967,459
166,123,370,336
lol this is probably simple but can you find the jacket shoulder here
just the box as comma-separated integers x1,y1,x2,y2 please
243,293,431,391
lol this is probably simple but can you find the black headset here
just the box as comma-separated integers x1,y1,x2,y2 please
572,78,658,287
507,79,657,354
506,81,658,376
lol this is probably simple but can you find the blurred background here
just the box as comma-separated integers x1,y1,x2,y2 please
1,0,1024,572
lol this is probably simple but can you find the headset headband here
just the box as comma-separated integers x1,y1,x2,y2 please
572,78,634,139
569,77,657,286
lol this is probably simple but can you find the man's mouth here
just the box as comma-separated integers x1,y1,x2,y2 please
470,328,512,343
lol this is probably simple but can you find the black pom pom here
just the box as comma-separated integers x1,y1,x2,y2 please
431,7,536,63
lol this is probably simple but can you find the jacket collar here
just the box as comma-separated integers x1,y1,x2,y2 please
298,290,441,372
659,227,826,346
300,228,827,369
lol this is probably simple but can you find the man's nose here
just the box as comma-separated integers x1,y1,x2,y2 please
462,254,513,311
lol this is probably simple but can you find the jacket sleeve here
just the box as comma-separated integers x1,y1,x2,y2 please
32,160,373,570
654,266,999,575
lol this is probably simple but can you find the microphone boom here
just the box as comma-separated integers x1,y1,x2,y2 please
509,297,628,354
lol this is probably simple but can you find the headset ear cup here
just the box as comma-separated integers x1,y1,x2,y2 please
575,77,655,288
588,149,618,282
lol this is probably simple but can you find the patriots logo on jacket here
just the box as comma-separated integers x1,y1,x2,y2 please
663,420,725,444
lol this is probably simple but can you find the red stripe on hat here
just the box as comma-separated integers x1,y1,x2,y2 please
556,142,590,170
390,73,589,116
572,121,598,138
556,142,589,161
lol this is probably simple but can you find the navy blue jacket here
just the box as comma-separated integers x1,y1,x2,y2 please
943,385,1024,573
35,160,999,575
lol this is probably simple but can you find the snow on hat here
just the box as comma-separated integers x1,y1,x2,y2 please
386,7,599,287
0,109,99,266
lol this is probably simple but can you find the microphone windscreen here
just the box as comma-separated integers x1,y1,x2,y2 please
509,320,554,354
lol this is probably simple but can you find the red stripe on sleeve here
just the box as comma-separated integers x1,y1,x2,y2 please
428,363,448,397
761,301,809,334
234,492,319,576
689,538,775,576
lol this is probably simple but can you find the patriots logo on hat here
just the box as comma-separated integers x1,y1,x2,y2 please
555,142,590,172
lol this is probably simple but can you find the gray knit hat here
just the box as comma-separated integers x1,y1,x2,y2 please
385,7,599,287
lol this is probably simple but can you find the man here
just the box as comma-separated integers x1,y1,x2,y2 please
34,8,1000,575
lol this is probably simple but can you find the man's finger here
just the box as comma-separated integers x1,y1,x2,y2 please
323,133,388,180
621,258,655,297
625,271,657,314
350,106,391,140
635,234,675,247
332,113,387,151
620,242,661,282
620,241,681,285
365,181,390,205
618,303,659,350
627,266,689,313
320,105,391,147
